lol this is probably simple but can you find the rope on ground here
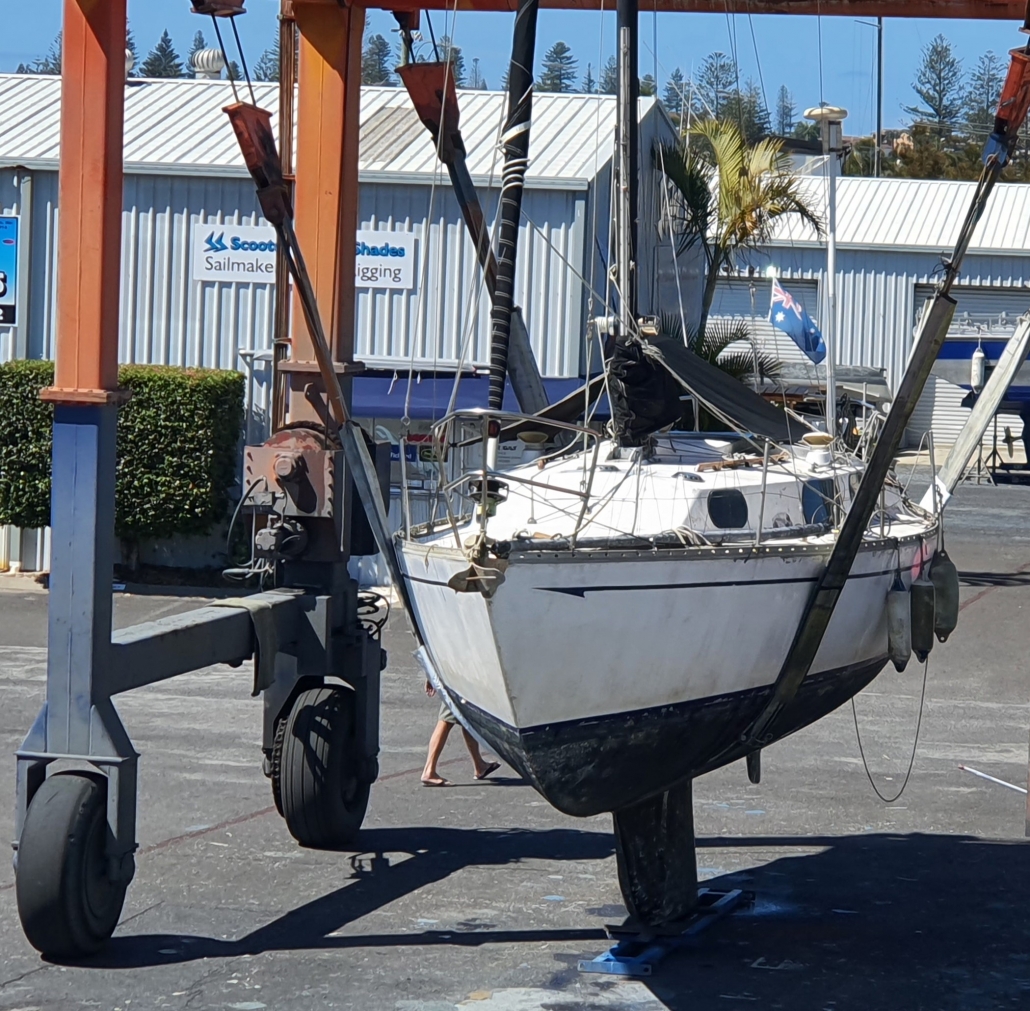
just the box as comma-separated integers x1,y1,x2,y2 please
851,654,929,804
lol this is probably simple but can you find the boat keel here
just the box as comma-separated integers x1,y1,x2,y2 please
612,778,698,928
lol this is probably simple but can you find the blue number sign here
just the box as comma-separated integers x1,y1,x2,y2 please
0,217,17,325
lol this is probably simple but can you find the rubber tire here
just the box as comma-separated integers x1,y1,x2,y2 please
279,687,370,848
269,715,287,817
16,772,128,958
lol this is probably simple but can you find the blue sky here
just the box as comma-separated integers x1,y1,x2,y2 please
3,3,1023,137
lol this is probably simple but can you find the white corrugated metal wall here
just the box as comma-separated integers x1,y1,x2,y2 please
913,285,1030,445
357,183,586,377
714,245,1030,446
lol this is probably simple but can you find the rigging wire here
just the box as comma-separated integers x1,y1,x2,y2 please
210,16,240,105
817,1,825,107
425,11,442,61
230,15,258,107
584,10,609,448
851,654,930,804
745,8,769,123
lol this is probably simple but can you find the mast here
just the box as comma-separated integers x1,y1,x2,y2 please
875,17,884,178
615,0,639,334
488,0,539,412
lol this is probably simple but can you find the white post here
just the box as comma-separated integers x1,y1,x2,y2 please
826,158,838,440
805,105,848,442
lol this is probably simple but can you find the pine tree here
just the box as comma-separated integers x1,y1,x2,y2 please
227,60,242,82
438,36,466,88
599,55,618,95
639,74,656,97
141,30,184,79
186,30,206,78
723,80,770,144
775,85,795,135
904,33,964,142
963,50,1004,137
537,41,578,93
18,33,62,75
254,36,280,82
362,33,394,86
127,28,139,77
582,63,596,95
468,57,487,90
695,51,736,120
663,67,684,115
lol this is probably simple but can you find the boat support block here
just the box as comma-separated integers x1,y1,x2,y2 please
612,777,698,927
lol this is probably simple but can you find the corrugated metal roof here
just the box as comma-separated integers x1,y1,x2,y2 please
0,74,658,188
767,175,1030,256
0,74,280,177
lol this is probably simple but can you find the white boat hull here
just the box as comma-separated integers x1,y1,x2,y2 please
399,534,929,815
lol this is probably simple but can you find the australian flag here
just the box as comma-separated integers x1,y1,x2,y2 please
769,279,826,364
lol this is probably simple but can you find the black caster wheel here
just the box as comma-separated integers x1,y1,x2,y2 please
279,687,370,848
16,772,130,958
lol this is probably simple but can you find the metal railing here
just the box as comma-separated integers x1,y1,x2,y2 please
401,407,604,548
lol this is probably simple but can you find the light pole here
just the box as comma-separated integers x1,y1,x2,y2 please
804,104,848,440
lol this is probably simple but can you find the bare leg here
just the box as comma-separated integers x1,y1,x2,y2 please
422,720,454,785
462,729,499,779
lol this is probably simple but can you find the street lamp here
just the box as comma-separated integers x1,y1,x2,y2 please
804,104,848,441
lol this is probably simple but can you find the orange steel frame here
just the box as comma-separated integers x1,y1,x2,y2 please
51,0,1015,411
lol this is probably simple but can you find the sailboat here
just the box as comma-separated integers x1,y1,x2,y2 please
391,0,1024,928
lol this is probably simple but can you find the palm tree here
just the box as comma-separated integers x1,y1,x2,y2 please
656,119,822,337
660,313,780,429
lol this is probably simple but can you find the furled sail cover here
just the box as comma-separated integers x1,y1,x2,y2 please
609,334,810,446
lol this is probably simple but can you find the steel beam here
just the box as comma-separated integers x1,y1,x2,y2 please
359,0,1018,16
289,0,364,427
43,0,126,403
108,590,305,695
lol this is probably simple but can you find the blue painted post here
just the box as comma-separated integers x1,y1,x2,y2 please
45,404,117,755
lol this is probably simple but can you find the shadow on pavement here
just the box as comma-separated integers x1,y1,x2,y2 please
959,569,1030,588
66,825,614,970
637,832,1030,1010
53,829,1030,1010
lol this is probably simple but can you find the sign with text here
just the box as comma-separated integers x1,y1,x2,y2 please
192,223,277,284
355,231,416,289
0,216,18,325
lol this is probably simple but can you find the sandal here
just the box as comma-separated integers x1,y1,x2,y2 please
475,762,501,781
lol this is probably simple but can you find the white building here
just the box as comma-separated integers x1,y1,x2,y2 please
0,73,680,571
0,74,678,429
708,174,1030,445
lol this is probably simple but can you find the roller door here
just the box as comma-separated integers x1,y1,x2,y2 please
912,285,1030,447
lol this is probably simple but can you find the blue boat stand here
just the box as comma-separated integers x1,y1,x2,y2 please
578,888,754,977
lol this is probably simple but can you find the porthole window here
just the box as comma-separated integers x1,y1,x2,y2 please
707,488,749,529
802,479,835,525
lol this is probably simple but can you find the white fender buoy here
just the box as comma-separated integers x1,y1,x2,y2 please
929,549,960,642
911,577,936,663
971,346,986,393
887,577,912,672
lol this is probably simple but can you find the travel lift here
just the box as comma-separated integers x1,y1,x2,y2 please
9,0,1030,970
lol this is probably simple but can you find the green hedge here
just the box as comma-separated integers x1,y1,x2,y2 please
0,360,245,540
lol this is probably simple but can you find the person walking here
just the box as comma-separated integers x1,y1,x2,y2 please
421,680,500,786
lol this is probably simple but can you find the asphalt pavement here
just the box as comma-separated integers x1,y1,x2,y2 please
2,474,1030,1010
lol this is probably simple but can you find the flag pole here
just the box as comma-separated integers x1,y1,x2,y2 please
805,104,848,441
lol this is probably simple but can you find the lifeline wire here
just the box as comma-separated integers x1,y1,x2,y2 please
210,16,240,104
851,654,930,804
